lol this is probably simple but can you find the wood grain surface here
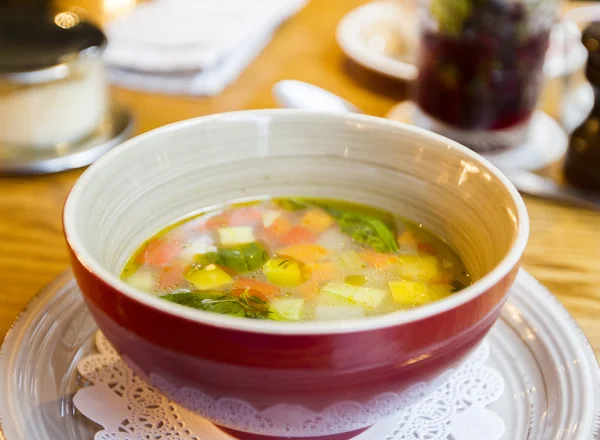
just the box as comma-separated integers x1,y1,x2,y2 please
1,0,599,360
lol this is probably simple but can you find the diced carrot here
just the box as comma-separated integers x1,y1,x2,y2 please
397,231,418,249
267,216,292,237
233,277,280,298
197,213,231,231
138,239,182,266
359,250,398,268
231,287,270,306
306,262,339,283
229,207,263,227
417,242,436,254
278,244,329,263
280,227,316,245
300,210,334,234
157,264,186,290
298,280,320,300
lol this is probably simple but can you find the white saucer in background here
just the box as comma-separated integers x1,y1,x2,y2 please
336,1,418,81
386,101,568,172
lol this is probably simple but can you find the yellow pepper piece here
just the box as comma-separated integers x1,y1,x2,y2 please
264,257,306,287
184,264,233,290
397,255,441,281
388,280,437,306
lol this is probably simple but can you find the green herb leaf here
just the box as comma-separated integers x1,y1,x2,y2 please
274,198,309,211
337,213,399,253
195,242,269,274
450,280,466,293
161,291,271,319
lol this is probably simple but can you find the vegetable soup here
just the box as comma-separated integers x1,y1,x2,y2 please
121,198,471,321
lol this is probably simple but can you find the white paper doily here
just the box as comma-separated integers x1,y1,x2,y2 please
73,332,505,440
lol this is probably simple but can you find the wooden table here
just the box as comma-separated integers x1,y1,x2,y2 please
1,0,600,359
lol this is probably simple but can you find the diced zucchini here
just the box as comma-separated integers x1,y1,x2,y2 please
389,280,437,305
262,210,281,228
184,264,233,290
321,282,387,309
315,305,365,320
270,297,305,321
218,227,255,246
397,255,440,281
263,257,305,287
125,270,156,292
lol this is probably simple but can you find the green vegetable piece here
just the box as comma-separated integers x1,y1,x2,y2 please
194,252,223,267
219,248,249,272
216,242,269,273
240,242,269,271
337,213,398,253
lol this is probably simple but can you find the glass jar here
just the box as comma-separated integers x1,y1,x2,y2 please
413,0,560,152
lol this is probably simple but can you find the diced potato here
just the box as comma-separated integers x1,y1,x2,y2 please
301,210,334,234
331,251,367,271
389,280,437,306
315,305,365,320
264,257,305,287
185,264,233,290
397,255,440,281
262,210,281,228
270,298,305,321
218,227,255,246
125,270,156,292
321,282,387,309
316,228,352,251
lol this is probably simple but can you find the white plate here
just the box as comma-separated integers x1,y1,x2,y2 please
336,1,418,80
386,101,568,172
1,270,599,439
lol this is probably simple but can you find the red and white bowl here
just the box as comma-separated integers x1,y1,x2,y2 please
63,110,528,439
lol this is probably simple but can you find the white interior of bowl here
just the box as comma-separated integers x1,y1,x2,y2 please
64,110,528,334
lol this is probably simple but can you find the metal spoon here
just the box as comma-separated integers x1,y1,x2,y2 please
272,80,600,211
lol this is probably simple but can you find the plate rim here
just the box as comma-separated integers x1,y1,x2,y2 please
0,269,599,439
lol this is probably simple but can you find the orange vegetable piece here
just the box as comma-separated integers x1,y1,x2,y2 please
280,227,316,245
397,231,418,249
359,250,398,268
266,216,292,237
198,213,231,231
158,264,186,290
298,280,320,300
417,242,436,254
300,210,334,234
229,207,263,226
233,277,280,298
278,244,329,263
139,239,182,266
306,262,339,283
231,287,270,306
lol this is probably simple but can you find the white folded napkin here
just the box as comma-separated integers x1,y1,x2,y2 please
104,0,307,95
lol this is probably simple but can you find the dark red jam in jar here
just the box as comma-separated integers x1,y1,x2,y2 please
414,0,557,151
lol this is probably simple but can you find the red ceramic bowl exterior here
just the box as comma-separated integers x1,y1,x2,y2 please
69,245,518,437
